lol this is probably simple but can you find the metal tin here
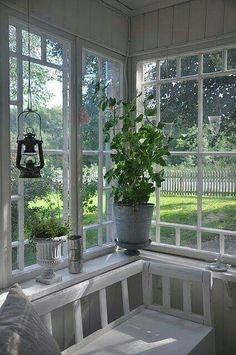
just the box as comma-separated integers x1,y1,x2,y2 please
68,236,83,273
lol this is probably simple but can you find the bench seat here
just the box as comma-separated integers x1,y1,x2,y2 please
66,309,214,355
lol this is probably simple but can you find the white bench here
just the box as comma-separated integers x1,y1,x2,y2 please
33,260,215,355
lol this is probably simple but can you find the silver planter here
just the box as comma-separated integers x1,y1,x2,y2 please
35,238,63,284
68,236,83,273
114,203,154,255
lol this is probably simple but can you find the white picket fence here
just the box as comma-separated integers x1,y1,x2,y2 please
85,168,236,197
161,169,236,196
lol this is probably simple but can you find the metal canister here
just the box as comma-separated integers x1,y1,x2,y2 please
68,235,83,273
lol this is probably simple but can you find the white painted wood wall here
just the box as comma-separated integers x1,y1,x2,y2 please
130,0,236,55
1,0,129,55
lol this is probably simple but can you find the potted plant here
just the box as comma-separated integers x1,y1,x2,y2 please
30,217,69,284
95,81,170,255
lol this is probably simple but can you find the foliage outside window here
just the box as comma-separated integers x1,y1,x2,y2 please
137,49,236,256
9,20,71,272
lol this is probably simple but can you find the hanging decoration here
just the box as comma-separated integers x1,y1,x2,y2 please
16,0,44,178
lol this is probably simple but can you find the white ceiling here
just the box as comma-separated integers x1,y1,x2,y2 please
104,0,189,15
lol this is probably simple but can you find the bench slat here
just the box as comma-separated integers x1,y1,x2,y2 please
74,299,83,343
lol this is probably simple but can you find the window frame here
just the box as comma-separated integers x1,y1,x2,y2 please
136,46,236,265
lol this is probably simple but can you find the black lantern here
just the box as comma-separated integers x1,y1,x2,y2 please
16,109,44,178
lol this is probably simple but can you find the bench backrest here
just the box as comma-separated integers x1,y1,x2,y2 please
145,261,212,326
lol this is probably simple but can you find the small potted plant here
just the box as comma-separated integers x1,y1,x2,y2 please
30,217,69,284
95,81,170,255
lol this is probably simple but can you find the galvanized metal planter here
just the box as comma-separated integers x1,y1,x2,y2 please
35,237,63,284
114,203,154,255
68,235,83,273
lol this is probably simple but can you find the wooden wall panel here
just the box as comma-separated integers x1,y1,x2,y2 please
224,0,236,34
158,7,174,48
143,11,158,51
172,2,189,44
131,14,144,53
189,0,206,41
205,0,225,38
2,0,128,55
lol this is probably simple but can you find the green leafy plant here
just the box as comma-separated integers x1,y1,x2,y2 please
95,81,170,206
30,218,69,240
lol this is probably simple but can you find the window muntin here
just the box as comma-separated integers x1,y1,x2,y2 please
9,19,71,272
137,48,236,257
82,49,122,250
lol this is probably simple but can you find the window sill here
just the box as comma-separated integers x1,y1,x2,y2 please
1,247,236,307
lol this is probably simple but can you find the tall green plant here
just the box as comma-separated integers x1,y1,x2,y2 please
95,81,170,206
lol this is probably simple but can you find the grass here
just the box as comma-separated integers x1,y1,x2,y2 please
13,193,236,270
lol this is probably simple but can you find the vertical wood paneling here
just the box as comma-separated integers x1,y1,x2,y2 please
189,0,206,41
224,0,236,34
111,12,128,54
90,0,104,43
131,15,144,53
158,7,173,48
76,0,91,36
172,2,189,44
205,0,225,37
143,11,158,51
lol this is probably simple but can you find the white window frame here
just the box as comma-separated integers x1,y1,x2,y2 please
81,48,123,251
136,46,236,265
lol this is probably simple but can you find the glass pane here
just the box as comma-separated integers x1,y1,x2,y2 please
83,156,98,226
9,56,17,101
180,230,197,248
160,226,175,245
86,229,98,248
143,85,157,116
160,157,198,226
102,59,120,98
24,244,36,267
150,223,156,241
201,232,220,253
202,156,236,231
46,38,63,65
102,224,113,244
23,61,62,112
227,48,236,70
143,61,156,82
9,25,16,52
224,234,236,255
203,75,236,151
11,201,18,241
24,154,64,239
10,105,18,147
160,59,176,79
11,152,18,195
181,55,198,76
203,51,223,73
82,53,99,150
22,30,41,59
160,80,198,151
103,189,112,222
12,247,18,270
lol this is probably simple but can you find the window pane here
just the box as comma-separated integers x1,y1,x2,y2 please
11,153,18,195
201,232,220,253
203,75,236,151
160,157,198,226
82,53,99,150
225,234,236,255
12,247,18,270
85,229,98,248
203,51,223,73
160,80,198,151
143,61,156,82
227,48,236,70
180,230,197,249
24,154,64,239
9,57,17,101
24,244,36,267
102,59,120,98
46,38,63,65
10,105,18,147
160,59,176,79
9,25,16,52
11,201,18,242
22,30,41,59
202,156,236,231
143,85,157,116
82,156,98,226
181,55,198,76
160,226,175,245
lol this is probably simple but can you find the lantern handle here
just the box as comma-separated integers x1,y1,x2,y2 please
17,109,42,141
